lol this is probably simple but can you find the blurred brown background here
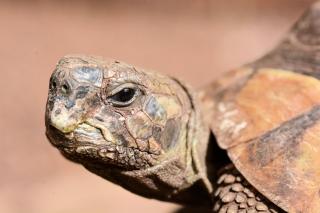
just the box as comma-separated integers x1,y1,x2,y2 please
0,0,316,212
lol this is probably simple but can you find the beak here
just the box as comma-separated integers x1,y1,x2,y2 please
49,100,84,133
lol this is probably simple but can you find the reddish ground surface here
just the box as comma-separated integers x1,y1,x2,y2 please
0,0,315,212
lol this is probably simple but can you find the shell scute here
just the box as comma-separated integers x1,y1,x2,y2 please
207,68,320,212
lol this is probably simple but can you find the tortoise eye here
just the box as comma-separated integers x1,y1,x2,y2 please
109,87,138,107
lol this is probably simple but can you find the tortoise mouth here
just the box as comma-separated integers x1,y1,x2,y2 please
46,123,113,159
46,122,112,147
45,123,159,170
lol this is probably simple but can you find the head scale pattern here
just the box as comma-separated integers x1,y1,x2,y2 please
46,55,192,170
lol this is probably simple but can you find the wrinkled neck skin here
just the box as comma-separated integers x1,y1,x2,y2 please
84,80,213,206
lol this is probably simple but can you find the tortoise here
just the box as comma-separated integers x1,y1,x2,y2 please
45,2,320,212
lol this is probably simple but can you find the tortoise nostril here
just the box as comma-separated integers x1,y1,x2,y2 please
52,81,57,89
61,84,69,94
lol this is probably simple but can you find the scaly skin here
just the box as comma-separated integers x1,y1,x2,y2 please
212,165,282,213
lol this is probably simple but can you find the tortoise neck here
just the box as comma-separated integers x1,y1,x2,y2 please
169,79,214,205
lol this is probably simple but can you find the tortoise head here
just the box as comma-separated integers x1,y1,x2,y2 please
45,55,210,203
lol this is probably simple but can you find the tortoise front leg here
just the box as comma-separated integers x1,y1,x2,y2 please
212,165,283,213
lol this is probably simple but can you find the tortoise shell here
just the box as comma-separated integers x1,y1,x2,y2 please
203,3,320,212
